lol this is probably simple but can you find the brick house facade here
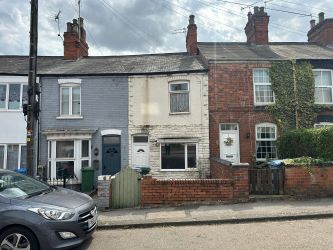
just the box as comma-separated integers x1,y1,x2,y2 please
185,7,333,164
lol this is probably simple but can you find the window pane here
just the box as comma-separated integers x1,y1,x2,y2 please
0,146,4,169
255,85,274,103
8,84,20,109
133,136,148,143
104,136,120,144
72,87,80,115
253,69,269,83
22,85,28,104
187,145,197,168
170,83,189,91
256,141,277,160
0,85,6,108
20,146,27,168
315,87,332,103
7,145,19,171
56,141,74,158
221,124,238,131
82,160,89,168
321,71,332,86
161,144,185,169
170,93,189,113
56,161,74,179
61,88,70,115
257,126,276,140
81,140,89,157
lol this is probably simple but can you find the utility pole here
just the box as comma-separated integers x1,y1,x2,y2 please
26,0,38,177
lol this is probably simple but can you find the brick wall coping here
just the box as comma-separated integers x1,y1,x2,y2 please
285,164,333,169
211,157,249,169
142,175,232,184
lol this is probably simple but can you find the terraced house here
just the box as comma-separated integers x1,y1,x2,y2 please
0,18,210,184
185,7,333,165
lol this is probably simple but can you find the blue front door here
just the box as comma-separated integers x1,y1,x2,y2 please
102,135,121,175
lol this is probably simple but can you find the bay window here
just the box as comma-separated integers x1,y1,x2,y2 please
48,139,91,180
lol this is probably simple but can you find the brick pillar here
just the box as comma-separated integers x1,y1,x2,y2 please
97,175,112,209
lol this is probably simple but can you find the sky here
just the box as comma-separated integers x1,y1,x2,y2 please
0,0,332,56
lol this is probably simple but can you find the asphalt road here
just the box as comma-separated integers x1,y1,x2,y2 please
75,218,333,250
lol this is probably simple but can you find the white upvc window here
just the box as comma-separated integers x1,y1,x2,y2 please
48,139,91,181
169,81,190,113
253,68,274,106
0,83,28,110
0,144,26,170
314,69,333,104
255,123,277,161
160,143,197,170
58,79,81,118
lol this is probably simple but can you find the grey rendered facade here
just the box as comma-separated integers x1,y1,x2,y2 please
39,76,129,180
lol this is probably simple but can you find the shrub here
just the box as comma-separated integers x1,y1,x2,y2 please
278,127,333,160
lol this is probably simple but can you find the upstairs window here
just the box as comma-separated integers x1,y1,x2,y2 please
169,82,190,113
314,70,333,104
253,69,274,106
59,79,81,117
0,83,28,110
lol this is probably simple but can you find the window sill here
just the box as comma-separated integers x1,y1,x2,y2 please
56,116,83,120
169,112,191,115
0,109,23,112
160,168,198,172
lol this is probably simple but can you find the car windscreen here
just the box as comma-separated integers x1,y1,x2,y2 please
0,172,50,199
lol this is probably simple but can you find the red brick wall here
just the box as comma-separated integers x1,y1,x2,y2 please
208,63,274,163
211,158,249,200
285,165,333,197
141,176,234,206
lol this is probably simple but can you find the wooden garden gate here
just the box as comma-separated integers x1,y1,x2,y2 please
111,167,141,208
249,168,285,195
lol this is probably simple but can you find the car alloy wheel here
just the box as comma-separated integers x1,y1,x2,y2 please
0,227,38,250
0,233,30,250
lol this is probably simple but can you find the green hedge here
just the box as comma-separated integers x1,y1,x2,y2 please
278,127,333,160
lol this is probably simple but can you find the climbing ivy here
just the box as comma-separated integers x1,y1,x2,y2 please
267,61,316,132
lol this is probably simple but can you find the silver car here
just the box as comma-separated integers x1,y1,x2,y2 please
0,169,97,250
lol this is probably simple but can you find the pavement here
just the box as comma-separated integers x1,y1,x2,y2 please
96,196,333,229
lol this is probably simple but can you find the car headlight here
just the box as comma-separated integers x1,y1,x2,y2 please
28,207,75,220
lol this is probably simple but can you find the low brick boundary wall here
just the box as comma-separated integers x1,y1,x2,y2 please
210,158,249,200
285,165,333,197
141,176,234,206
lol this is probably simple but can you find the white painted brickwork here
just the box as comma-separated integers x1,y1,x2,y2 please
128,73,209,179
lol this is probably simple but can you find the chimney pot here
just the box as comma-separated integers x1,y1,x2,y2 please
189,15,195,25
259,7,265,13
310,19,316,28
319,12,325,22
66,22,72,32
248,12,252,21
73,19,78,24
79,17,84,29
254,6,259,14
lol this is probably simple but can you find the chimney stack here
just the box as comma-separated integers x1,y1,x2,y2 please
244,6,270,45
63,17,89,60
308,13,333,46
186,15,198,55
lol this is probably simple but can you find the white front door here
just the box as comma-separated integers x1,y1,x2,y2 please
220,124,240,163
132,136,149,170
